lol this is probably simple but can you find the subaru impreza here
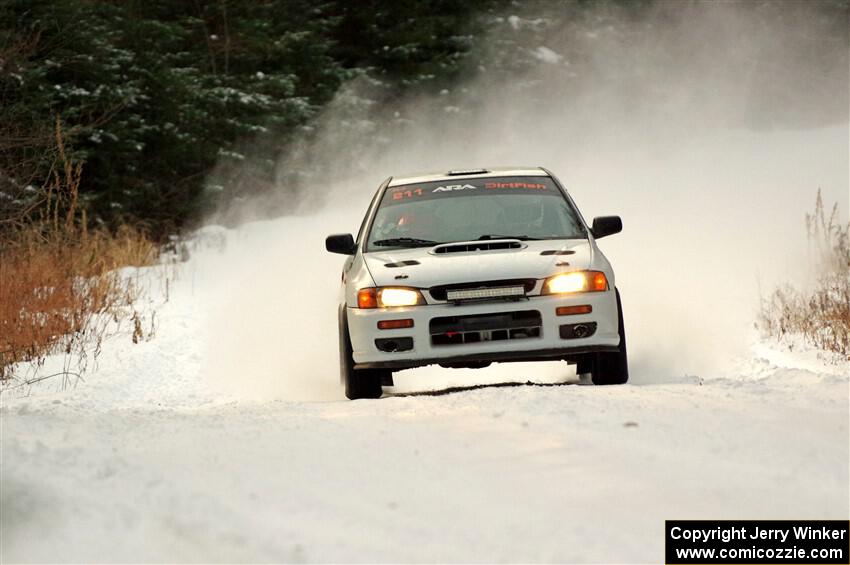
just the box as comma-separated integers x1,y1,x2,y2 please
326,168,627,399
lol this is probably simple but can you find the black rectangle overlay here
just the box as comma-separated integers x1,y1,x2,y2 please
666,520,849,564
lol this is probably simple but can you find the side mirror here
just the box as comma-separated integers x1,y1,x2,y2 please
326,233,356,255
591,216,622,239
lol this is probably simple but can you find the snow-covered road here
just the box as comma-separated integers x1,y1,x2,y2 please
2,360,847,562
2,233,847,562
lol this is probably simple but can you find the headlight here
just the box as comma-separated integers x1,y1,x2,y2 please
357,287,425,308
543,271,608,294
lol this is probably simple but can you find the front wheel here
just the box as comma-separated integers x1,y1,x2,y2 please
590,288,629,385
339,310,386,399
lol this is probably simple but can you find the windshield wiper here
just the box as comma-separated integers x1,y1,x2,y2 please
477,234,541,241
372,237,441,248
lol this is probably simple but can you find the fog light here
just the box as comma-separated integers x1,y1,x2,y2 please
375,337,414,352
560,322,597,339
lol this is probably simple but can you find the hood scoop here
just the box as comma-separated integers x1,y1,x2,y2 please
384,260,420,268
540,249,576,256
432,240,522,254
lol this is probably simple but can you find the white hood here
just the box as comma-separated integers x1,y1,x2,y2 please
364,239,593,288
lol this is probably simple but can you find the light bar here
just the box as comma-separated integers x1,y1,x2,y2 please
446,286,525,301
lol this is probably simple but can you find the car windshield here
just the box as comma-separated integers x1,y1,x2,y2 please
366,176,586,250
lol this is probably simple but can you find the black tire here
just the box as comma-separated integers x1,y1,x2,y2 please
339,308,384,400
591,288,629,385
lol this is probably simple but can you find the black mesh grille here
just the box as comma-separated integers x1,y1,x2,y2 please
430,310,542,346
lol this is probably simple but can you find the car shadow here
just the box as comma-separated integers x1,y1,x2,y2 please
383,379,582,398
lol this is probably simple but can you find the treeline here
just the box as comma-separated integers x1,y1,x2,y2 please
0,0,506,238
2,0,845,239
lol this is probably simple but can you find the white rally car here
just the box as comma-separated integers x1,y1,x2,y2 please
326,168,627,399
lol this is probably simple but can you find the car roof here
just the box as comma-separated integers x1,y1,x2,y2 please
387,167,549,187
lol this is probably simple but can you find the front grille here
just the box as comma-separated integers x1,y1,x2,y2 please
430,310,542,346
429,279,536,301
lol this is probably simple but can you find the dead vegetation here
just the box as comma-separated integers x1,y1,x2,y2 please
758,190,850,358
0,119,163,383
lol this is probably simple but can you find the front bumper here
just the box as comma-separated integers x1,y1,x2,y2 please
347,291,620,370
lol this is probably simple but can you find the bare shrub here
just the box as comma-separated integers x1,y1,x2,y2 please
0,120,162,382
758,190,850,357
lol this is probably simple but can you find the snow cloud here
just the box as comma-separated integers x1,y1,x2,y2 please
205,0,848,394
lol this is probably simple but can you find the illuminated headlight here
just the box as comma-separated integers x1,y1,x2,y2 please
543,271,608,294
379,287,423,307
358,287,425,308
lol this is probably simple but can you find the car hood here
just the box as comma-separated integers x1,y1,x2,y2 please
363,239,593,288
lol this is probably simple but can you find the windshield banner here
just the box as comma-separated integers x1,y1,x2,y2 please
383,177,560,205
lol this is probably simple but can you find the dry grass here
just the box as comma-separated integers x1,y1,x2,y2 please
0,119,162,382
758,190,850,358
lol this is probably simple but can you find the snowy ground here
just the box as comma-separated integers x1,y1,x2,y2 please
1,221,848,563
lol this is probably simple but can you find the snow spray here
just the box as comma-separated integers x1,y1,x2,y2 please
202,1,848,396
